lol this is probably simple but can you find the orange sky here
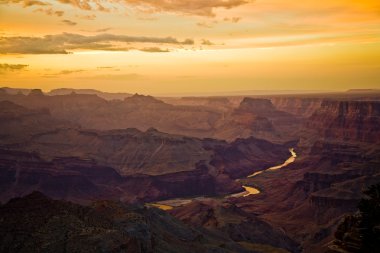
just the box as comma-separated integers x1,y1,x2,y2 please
0,0,379,95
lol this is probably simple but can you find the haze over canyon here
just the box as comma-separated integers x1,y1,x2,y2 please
0,87,379,253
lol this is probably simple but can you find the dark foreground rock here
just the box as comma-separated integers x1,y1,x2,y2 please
0,192,256,253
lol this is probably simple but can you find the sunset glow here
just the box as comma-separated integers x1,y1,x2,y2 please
1,0,380,94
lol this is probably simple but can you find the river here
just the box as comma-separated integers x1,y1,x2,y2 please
237,148,297,196
147,148,297,209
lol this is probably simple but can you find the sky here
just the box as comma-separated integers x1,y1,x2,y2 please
0,0,380,95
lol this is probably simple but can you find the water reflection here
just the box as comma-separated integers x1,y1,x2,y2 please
248,148,297,178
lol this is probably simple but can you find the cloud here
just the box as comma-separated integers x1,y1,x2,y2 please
0,33,195,54
1,0,49,7
224,16,241,23
56,0,110,11
139,47,169,53
123,0,250,17
95,28,111,32
0,63,28,74
97,66,115,69
196,21,217,28
23,0,48,7
34,7,64,16
80,28,112,33
41,69,85,78
58,69,84,75
62,19,77,26
201,39,215,45
76,14,97,20
2,0,251,17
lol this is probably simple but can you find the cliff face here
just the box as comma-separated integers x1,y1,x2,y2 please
161,96,234,112
270,97,322,117
237,98,277,114
214,98,302,142
306,100,380,143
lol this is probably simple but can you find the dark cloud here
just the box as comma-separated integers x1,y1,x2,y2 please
0,33,195,54
62,19,77,26
0,63,28,74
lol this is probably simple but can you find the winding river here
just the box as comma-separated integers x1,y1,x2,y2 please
147,148,297,209
236,148,297,197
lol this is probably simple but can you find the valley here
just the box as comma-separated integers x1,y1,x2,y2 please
148,148,298,209
0,87,379,253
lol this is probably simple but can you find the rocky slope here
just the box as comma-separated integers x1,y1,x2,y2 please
170,199,300,253
0,192,256,253
326,183,380,253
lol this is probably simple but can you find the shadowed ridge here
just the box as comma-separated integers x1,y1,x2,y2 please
0,192,254,253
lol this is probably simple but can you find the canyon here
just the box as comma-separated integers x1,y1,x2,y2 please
0,87,379,253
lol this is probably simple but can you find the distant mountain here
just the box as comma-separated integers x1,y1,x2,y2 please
48,88,133,100
346,89,380,93
0,87,33,95
0,91,297,142
0,101,76,144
